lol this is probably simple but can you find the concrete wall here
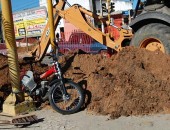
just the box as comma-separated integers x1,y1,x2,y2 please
63,0,91,37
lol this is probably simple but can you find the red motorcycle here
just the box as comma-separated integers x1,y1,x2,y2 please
21,53,84,114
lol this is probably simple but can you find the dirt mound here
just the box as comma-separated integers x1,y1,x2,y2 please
1,47,170,119
61,47,170,118
0,54,9,87
0,54,48,104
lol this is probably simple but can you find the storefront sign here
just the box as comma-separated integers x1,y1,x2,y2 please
13,7,47,39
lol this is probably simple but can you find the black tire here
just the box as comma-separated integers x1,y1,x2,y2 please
49,80,84,114
130,23,170,54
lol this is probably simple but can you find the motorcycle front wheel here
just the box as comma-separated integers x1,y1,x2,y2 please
49,80,84,114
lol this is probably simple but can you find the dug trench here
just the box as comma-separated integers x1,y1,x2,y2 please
0,46,170,119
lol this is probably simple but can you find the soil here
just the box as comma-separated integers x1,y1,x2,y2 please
1,46,170,119
0,52,49,103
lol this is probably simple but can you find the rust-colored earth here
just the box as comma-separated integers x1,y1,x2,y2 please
1,46,170,119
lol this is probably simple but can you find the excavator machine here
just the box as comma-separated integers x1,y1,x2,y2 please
26,0,170,61
31,0,133,61
130,0,170,54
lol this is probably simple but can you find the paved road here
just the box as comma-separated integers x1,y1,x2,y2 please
0,109,170,130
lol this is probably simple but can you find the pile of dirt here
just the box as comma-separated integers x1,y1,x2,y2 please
0,54,48,103
0,55,9,87
1,47,170,119
60,47,170,119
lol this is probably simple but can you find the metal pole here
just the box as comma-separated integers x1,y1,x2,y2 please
100,0,103,16
100,0,105,33
24,28,28,52
107,0,111,25
1,0,24,102
47,0,56,53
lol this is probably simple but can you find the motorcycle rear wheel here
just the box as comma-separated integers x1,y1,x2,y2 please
49,80,84,114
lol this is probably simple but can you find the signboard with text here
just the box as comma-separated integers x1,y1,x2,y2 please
13,7,47,39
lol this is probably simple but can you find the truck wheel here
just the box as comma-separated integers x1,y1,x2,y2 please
130,23,170,54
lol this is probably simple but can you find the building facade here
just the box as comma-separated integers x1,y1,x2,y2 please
13,6,47,39
39,0,65,36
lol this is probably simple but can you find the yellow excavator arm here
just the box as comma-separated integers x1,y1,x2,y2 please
31,0,66,61
31,0,132,61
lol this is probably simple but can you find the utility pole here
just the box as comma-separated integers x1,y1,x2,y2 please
1,0,24,103
1,0,35,116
